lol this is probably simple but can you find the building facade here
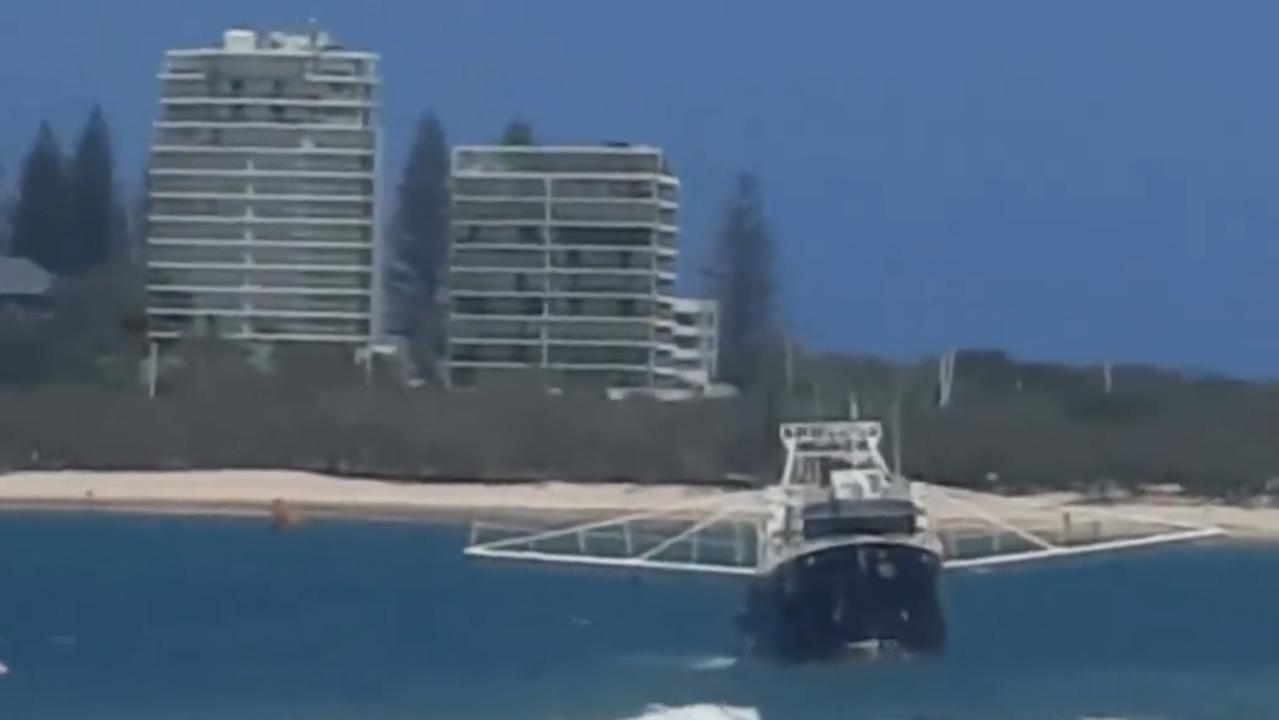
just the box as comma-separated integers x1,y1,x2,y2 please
447,144,716,392
669,297,718,389
145,27,381,345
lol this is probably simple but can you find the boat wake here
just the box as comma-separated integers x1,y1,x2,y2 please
620,653,740,672
615,704,760,720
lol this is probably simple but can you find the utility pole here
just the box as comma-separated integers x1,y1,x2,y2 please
937,349,956,408
147,342,159,399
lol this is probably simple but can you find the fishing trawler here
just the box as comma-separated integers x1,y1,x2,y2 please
465,416,1223,664
736,421,945,661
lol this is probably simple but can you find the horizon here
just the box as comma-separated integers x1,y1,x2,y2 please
3,0,1278,377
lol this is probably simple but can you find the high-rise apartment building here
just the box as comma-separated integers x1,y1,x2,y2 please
145,27,381,345
447,144,717,392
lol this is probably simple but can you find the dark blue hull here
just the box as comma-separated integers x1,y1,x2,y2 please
737,540,945,662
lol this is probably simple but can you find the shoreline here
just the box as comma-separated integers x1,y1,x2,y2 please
3,469,1279,540
0,469,744,526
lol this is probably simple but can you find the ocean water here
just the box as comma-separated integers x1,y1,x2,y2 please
0,512,1277,720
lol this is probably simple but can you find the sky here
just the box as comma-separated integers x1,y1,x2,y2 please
2,0,1279,375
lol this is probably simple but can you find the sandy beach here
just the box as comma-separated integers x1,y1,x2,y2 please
0,469,737,522
2,469,1278,540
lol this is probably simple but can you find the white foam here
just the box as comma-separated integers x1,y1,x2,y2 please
621,653,740,672
0,660,9,676
687,655,739,671
618,704,760,720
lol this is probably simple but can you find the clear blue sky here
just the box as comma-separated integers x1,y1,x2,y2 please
3,0,1278,375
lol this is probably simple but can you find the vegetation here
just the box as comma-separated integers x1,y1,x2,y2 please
10,122,71,274
708,172,779,391
499,119,536,146
0,367,766,485
9,110,124,277
386,113,451,374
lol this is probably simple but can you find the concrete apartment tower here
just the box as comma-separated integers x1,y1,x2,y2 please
145,27,382,346
447,143,714,395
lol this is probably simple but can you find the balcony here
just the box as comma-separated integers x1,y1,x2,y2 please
450,270,547,293
451,248,545,269
548,274,653,294
151,197,371,220
147,265,369,290
160,103,369,127
154,125,375,150
451,296,545,317
148,220,370,247
550,201,662,225
550,227,653,248
545,319,651,342
547,343,652,367
450,318,545,341
146,288,371,313
453,199,545,223
550,179,658,201
452,176,546,199
547,297,655,318
452,225,544,247
449,343,541,364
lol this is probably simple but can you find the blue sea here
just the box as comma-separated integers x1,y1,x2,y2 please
0,511,1277,720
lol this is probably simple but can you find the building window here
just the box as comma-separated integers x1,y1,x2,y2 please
228,78,243,95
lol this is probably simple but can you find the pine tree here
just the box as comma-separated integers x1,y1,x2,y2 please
387,113,451,349
10,121,69,274
500,119,535,145
127,164,151,266
709,172,779,390
67,105,118,274
0,166,11,255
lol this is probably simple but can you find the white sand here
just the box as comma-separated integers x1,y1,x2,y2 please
0,469,734,520
2,469,1277,538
